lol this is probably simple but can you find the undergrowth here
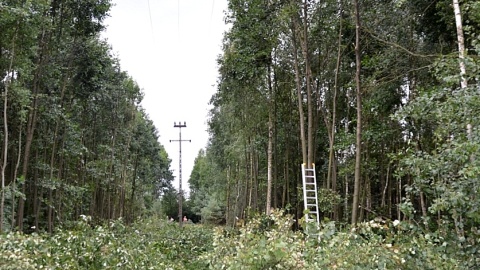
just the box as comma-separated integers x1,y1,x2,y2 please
1,211,478,269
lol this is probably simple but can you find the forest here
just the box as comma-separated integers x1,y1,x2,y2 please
1,0,480,269
191,0,480,232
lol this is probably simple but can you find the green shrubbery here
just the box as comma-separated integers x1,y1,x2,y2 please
1,211,478,269
203,210,476,269
0,216,213,269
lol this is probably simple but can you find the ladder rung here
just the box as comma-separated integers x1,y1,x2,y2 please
306,204,317,206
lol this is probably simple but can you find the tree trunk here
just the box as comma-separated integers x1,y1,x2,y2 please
328,3,343,193
11,127,22,228
1,33,17,232
303,0,314,168
17,27,50,231
351,0,362,225
266,63,274,215
292,23,307,165
248,140,254,216
225,165,231,225
453,0,467,88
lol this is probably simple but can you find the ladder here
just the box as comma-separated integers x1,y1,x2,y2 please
301,163,320,228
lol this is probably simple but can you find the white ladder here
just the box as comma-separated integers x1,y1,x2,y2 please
301,163,320,228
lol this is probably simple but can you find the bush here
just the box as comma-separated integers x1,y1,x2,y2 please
0,215,214,270
203,210,470,270
1,212,476,269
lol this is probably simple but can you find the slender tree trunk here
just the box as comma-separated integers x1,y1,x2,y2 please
34,150,41,232
17,27,50,231
1,79,8,233
381,163,390,208
328,3,343,193
225,165,231,225
397,177,402,220
47,89,67,233
351,0,362,225
248,140,253,215
243,144,249,218
1,36,17,232
282,151,288,207
266,63,274,215
420,191,427,218
129,154,138,223
254,152,259,211
11,127,22,228
302,0,314,168
292,24,307,165
453,0,467,88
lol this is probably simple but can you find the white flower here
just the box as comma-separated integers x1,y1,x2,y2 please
393,220,400,227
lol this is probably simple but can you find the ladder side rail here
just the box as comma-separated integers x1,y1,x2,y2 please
312,164,320,225
301,163,310,222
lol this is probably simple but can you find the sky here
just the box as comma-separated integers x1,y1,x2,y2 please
102,0,229,196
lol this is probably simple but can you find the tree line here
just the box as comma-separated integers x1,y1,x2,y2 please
188,0,480,245
0,0,174,233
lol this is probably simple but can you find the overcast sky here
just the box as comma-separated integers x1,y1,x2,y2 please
102,0,229,196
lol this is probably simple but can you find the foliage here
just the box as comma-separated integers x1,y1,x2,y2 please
200,194,226,225
393,43,480,268
1,212,478,269
317,188,342,213
204,209,305,269
0,216,214,270
203,210,474,269
0,0,174,232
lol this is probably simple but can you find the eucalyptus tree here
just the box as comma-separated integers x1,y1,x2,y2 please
204,0,479,230
214,0,287,217
7,0,113,231
350,0,362,225
289,0,316,168
0,0,52,231
0,0,177,232
393,1,480,252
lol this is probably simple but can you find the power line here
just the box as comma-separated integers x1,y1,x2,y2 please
147,0,155,44
178,0,180,40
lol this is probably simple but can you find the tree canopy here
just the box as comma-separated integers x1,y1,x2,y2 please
0,0,174,232
189,0,480,257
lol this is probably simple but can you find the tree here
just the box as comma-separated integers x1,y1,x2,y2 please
351,0,362,225
0,0,174,232
452,0,467,88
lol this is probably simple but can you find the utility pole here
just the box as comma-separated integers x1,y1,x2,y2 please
170,121,191,226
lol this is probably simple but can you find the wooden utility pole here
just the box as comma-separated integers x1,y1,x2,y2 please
170,122,191,227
